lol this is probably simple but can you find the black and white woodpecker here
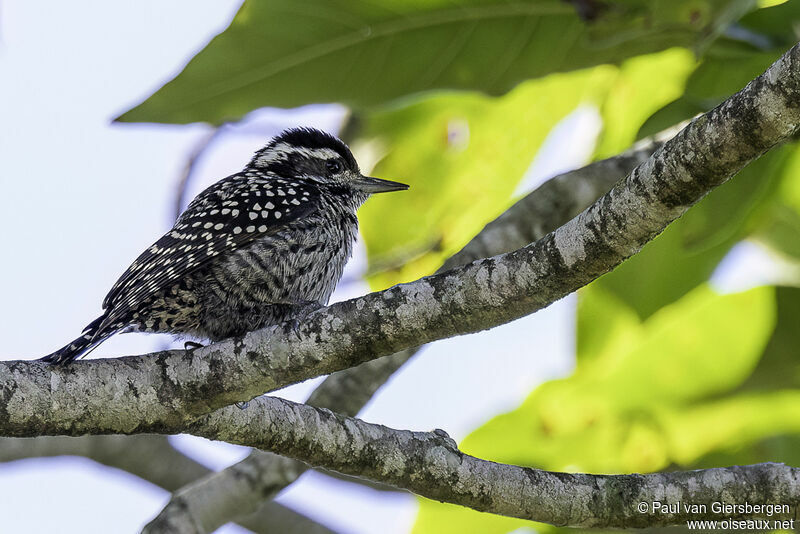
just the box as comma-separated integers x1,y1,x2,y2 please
42,127,408,365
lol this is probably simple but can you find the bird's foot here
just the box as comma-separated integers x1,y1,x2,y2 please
184,341,205,354
235,401,249,410
284,300,324,338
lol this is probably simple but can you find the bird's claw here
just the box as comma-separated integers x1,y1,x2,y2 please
283,300,323,339
184,341,204,354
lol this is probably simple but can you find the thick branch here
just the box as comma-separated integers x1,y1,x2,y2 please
144,353,412,533
2,42,799,437
145,137,663,532
190,395,800,528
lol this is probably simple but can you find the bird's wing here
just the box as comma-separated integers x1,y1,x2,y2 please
98,173,319,333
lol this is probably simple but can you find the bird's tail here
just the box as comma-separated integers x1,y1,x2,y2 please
40,315,114,365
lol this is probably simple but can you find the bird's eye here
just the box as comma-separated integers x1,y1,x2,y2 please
326,160,343,174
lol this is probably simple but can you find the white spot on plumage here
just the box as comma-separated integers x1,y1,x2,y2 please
265,202,275,209
274,212,282,219
246,225,255,232
249,212,258,220
233,226,242,234
258,225,267,232
214,223,223,230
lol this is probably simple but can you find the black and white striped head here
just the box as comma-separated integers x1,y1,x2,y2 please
249,127,408,196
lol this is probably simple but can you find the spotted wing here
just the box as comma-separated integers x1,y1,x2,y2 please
99,174,318,332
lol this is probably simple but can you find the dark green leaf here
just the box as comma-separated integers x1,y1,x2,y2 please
120,0,744,124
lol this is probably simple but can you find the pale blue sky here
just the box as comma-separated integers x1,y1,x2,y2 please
0,2,779,533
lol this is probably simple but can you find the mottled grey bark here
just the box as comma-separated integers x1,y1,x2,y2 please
144,137,664,533
2,43,799,438
0,435,334,534
144,351,414,533
190,395,800,528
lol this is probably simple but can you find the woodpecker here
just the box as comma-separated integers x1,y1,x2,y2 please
41,127,408,365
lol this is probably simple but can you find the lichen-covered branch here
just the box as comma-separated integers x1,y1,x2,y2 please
189,395,800,528
144,136,665,533
1,43,799,439
144,352,412,533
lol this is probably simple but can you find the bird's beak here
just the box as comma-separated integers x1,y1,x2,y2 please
352,175,409,194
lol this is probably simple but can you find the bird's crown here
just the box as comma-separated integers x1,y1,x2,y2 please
249,127,359,178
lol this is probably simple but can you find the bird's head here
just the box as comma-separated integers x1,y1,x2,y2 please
249,127,408,197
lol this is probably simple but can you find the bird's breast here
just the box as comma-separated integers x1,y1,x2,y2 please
206,209,358,307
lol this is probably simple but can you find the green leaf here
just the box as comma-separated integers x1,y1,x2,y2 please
575,283,641,364
461,286,775,470
657,390,800,466
734,286,800,392
119,0,746,124
751,145,800,261
593,47,695,158
753,205,800,260
355,66,618,288
413,501,529,534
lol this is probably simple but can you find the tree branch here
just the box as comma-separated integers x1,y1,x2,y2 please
189,395,800,528
145,353,413,532
3,42,800,438
144,133,666,532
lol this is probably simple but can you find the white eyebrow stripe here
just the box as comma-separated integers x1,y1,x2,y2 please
255,143,341,167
